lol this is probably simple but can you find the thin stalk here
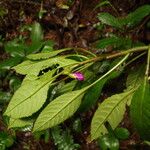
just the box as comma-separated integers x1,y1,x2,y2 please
125,52,146,67
77,46,149,66
84,54,129,90
145,46,150,77
106,46,148,59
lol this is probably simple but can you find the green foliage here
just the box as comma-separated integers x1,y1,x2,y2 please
91,90,134,140
4,70,55,118
96,36,132,49
0,22,54,72
0,132,14,150
114,127,130,140
51,126,80,150
97,134,119,150
0,91,11,104
1,3,150,147
33,88,86,132
8,118,33,128
97,5,150,29
98,13,122,29
130,78,150,140
27,48,72,60
72,118,82,133
13,56,78,76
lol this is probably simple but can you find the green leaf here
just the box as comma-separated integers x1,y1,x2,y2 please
124,5,150,27
97,13,122,29
91,90,134,140
31,22,43,44
79,78,107,112
8,118,33,128
13,56,78,76
57,80,77,95
4,40,26,57
114,127,130,140
0,91,11,104
130,79,150,140
27,48,72,60
97,36,132,49
41,40,54,52
97,5,150,29
4,71,55,118
126,65,145,90
0,57,23,70
126,65,145,105
33,88,86,132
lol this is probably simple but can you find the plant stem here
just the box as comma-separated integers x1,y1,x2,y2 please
145,46,150,77
125,52,146,67
84,54,129,90
78,46,149,66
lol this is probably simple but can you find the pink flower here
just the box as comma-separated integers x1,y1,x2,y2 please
72,72,84,81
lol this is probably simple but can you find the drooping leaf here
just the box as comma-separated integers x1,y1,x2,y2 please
130,79,150,140
33,88,87,132
8,118,33,128
27,48,72,60
4,70,55,118
91,90,134,140
13,57,78,76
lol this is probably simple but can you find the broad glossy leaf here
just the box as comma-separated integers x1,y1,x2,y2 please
130,79,150,140
33,88,86,132
91,90,134,140
27,48,72,60
4,71,55,118
13,57,78,75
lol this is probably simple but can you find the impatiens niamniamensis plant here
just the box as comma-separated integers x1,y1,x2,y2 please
3,44,150,142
